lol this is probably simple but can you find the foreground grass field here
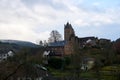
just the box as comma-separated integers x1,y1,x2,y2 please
48,65,120,80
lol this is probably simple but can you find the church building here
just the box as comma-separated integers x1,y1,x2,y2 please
47,22,97,55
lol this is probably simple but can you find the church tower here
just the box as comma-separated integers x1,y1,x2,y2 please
64,22,75,55
64,22,75,41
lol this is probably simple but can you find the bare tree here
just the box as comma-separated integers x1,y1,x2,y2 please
48,30,62,43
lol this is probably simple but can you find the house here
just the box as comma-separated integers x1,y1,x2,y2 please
43,50,50,57
43,50,63,64
81,58,95,71
0,50,14,61
85,39,97,47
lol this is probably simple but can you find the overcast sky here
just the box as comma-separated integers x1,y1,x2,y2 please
0,0,120,43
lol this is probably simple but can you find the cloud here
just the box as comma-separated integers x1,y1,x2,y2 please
0,0,38,42
0,0,120,43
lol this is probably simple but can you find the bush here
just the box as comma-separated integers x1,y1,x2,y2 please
48,57,64,69
64,57,71,66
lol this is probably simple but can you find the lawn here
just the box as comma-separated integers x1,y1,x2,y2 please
48,65,120,80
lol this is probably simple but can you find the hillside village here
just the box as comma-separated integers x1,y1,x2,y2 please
46,22,111,55
0,23,120,80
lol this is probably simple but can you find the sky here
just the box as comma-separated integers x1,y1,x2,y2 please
0,0,120,44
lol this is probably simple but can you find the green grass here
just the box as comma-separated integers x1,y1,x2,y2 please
100,65,120,80
48,67,70,77
47,65,120,80
101,65,120,71
80,72,95,78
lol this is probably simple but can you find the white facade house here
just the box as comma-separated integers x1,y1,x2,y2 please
0,50,14,61
85,39,97,47
0,54,8,60
8,51,14,57
81,58,95,71
86,39,92,43
43,51,50,57
42,51,51,64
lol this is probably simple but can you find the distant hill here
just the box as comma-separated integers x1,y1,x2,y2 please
0,40,39,48
0,40,41,54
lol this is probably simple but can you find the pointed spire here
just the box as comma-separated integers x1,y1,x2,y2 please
64,22,72,29
66,21,69,25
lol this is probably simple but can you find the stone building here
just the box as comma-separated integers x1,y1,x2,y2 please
64,22,98,55
47,22,98,55
47,41,66,56
64,22,76,55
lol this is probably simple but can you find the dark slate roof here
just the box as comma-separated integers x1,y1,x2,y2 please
48,41,67,47
79,37,96,42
